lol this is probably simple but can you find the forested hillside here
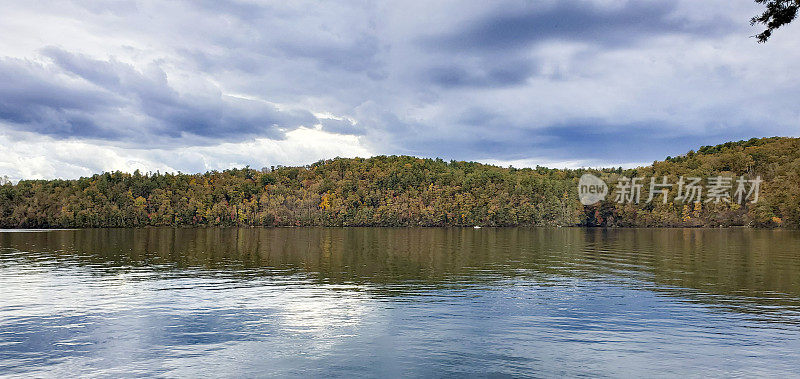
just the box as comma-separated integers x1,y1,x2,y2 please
1,137,798,228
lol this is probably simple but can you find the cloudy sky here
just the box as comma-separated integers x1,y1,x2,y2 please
1,0,798,180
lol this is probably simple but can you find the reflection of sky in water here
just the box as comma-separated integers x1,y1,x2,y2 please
2,269,799,377
1,228,800,377
1,267,381,376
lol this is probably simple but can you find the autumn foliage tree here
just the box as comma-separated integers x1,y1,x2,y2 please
0,137,799,229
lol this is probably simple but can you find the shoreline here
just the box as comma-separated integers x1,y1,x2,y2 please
0,225,788,230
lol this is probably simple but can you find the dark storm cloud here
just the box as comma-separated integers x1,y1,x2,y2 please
0,57,124,139
423,0,735,53
427,58,537,88
0,47,322,144
43,47,320,140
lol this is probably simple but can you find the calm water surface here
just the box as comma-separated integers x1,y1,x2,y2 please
1,228,799,377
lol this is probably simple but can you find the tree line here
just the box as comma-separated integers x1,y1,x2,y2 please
1,137,798,228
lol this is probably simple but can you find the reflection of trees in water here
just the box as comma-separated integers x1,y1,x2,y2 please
580,228,800,322
2,228,800,318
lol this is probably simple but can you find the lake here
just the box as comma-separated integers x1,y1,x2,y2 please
1,228,799,377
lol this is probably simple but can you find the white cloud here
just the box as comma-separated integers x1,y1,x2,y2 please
0,127,372,181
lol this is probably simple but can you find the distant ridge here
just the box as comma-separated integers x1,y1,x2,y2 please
1,137,798,228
